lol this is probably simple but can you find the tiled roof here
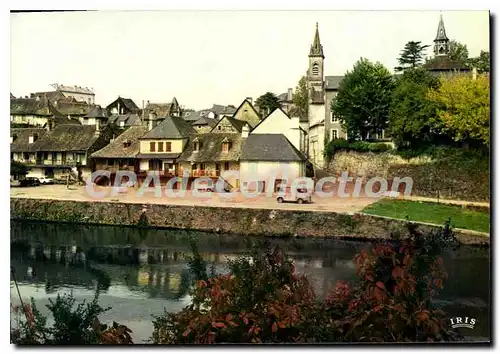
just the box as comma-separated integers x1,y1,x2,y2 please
178,133,244,163
29,124,100,152
193,117,217,127
91,125,148,159
85,105,108,118
108,114,142,127
10,98,60,116
212,116,248,133
141,116,195,139
10,128,48,153
240,134,306,162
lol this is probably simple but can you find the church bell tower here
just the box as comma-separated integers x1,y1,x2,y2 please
433,14,450,57
307,22,325,104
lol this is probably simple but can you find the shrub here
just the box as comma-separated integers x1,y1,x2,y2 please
151,223,462,344
10,290,133,345
324,139,393,161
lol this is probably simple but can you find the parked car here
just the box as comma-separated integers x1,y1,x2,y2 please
277,187,312,204
39,177,55,185
19,177,41,187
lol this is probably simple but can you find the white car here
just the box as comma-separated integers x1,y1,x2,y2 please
39,177,54,185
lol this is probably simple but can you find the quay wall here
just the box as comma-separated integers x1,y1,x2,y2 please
10,198,489,245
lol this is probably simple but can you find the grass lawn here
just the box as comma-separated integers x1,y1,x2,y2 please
362,199,490,233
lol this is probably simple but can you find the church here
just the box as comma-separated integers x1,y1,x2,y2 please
303,15,464,169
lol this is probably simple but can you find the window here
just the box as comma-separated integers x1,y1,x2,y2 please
222,141,232,152
192,163,197,170
312,63,319,76
218,126,221,130
331,112,339,123
123,140,131,148
158,142,164,152
119,121,125,127
150,142,156,152
166,142,172,152
193,141,200,151
199,163,205,170
331,129,338,140
10,134,17,143
108,159,115,166
224,162,230,170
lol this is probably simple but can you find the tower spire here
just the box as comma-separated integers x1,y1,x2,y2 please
434,13,449,41
309,22,324,58
433,13,450,57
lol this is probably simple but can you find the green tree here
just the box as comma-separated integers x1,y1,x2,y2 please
288,76,308,121
255,92,281,117
427,74,490,146
389,69,441,148
11,160,29,179
395,41,430,72
468,50,490,73
331,58,394,140
448,40,469,64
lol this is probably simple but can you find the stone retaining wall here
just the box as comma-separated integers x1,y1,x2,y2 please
10,198,489,245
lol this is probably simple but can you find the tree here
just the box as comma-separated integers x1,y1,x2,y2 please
389,69,441,148
395,41,430,72
427,74,490,146
448,40,469,64
288,76,308,121
11,160,29,180
468,50,490,73
255,92,281,117
331,58,394,140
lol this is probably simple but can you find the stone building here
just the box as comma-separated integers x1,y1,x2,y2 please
304,23,345,168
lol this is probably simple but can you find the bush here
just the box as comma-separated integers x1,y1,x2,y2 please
10,290,133,345
151,223,462,344
324,139,393,161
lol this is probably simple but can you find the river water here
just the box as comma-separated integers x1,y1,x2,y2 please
10,221,490,343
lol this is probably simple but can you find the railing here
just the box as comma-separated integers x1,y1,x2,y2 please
189,170,220,177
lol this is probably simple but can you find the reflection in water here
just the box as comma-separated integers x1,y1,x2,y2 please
10,221,490,342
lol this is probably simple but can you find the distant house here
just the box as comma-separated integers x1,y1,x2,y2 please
91,125,149,185
11,123,113,180
144,97,182,120
10,97,62,127
277,88,295,114
232,98,261,128
240,134,307,192
137,116,196,176
106,96,140,115
107,113,142,128
210,116,248,134
31,84,95,105
10,128,47,167
177,132,245,189
82,105,109,127
192,116,218,133
251,107,308,155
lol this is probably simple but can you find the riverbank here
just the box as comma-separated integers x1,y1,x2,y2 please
10,197,489,245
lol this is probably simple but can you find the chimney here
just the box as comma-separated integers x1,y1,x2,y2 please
148,119,154,131
287,88,293,101
241,123,250,138
246,97,253,105
35,96,40,102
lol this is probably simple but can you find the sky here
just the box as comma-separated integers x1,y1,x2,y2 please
10,10,490,110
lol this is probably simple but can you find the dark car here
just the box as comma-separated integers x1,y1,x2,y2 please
19,177,41,187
